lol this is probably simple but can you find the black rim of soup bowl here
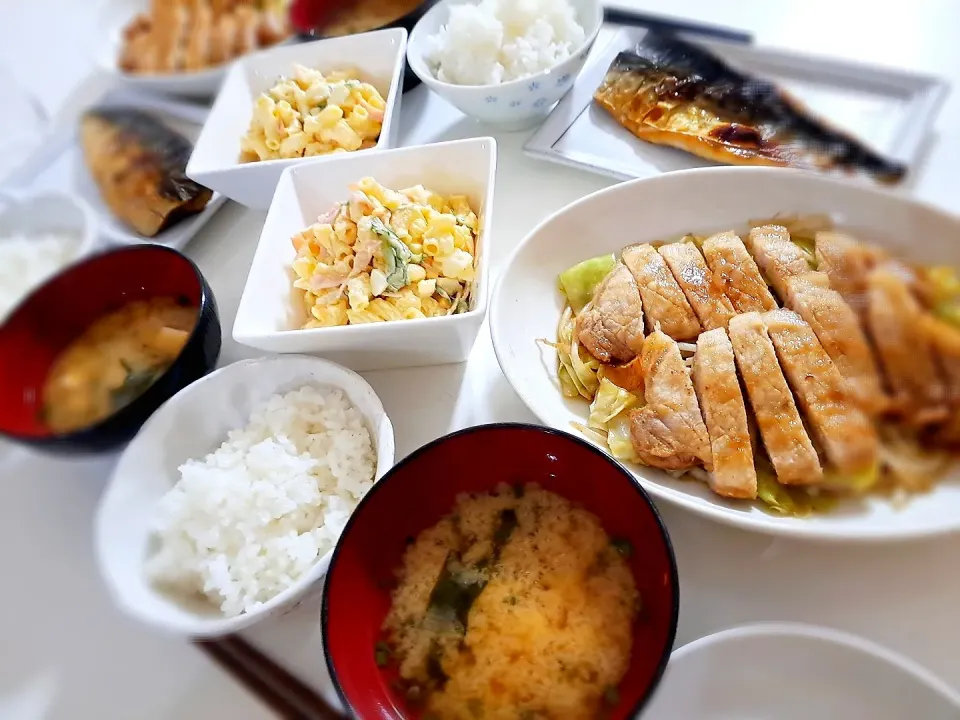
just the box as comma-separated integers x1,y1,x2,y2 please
0,244,222,454
321,422,681,719
294,0,441,92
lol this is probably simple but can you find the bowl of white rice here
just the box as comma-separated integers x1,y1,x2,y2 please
0,190,99,321
94,355,394,637
408,0,603,129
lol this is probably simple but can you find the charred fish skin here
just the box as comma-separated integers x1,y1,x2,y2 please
81,108,212,236
594,33,906,184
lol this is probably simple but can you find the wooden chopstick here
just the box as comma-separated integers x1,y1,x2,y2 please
195,636,343,720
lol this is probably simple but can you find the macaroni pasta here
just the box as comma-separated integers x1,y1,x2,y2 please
240,65,385,161
290,178,480,328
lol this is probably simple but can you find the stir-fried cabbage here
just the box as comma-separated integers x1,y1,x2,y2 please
558,254,616,313
878,425,953,492
791,236,817,268
606,414,641,464
822,462,879,494
570,331,600,397
756,468,837,517
552,306,600,400
588,378,639,429
919,266,960,328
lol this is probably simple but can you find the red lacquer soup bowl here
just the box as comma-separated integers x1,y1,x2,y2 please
322,423,679,719
0,244,221,454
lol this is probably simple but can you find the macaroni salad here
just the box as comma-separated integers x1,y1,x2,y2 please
240,65,385,161
291,178,479,328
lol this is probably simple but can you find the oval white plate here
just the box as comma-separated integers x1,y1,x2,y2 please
95,355,395,637
94,0,291,97
490,166,960,541
644,623,960,719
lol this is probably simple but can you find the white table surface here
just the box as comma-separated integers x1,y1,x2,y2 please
2,1,960,718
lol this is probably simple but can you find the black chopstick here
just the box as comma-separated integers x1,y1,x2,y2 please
603,7,754,44
195,637,343,720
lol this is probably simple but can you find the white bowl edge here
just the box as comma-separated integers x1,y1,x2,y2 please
648,622,960,715
0,189,100,259
405,0,603,126
94,355,395,637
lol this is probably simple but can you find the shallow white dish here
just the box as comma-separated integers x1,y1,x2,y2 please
233,137,497,371
407,0,603,131
2,88,227,251
93,0,291,97
490,165,960,541
0,190,99,320
187,29,407,210
95,355,395,638
644,623,960,719
0,189,98,257
525,27,948,182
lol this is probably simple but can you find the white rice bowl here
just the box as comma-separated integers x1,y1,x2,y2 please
145,385,376,618
424,0,586,85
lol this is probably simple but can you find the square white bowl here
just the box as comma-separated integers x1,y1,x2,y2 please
233,137,497,371
186,29,407,210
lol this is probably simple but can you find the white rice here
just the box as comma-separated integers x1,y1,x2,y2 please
0,233,76,320
424,0,585,86
145,385,376,617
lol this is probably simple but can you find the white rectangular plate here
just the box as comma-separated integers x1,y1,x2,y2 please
3,88,228,251
525,27,949,183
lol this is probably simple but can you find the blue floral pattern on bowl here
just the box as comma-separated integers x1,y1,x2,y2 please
509,100,523,108
485,95,498,104
528,81,541,92
532,97,549,109
556,73,572,87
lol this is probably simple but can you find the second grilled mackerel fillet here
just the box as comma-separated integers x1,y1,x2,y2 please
629,329,712,470
575,262,645,364
728,312,823,485
783,275,886,415
867,265,948,424
746,224,827,302
622,244,701,340
763,309,879,476
658,241,736,330
701,231,778,314
692,328,757,499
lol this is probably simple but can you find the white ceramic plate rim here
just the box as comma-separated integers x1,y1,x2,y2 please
93,0,295,87
665,622,960,710
94,355,396,637
490,165,960,542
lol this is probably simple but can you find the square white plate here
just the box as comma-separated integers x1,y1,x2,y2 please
187,29,407,210
233,138,497,372
525,27,949,183
2,88,227,251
